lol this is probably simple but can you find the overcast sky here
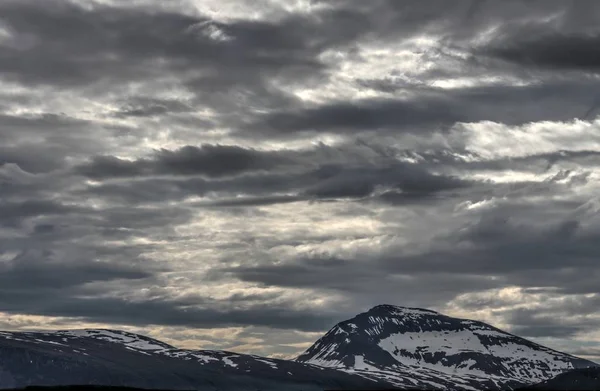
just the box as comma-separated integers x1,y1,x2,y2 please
2,0,600,362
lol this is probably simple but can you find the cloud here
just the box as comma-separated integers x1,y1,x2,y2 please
75,144,296,179
302,163,471,201
73,141,474,207
377,213,600,280
0,113,114,173
246,82,600,138
200,195,305,207
0,249,153,290
444,286,600,349
214,256,506,313
214,191,600,323
480,32,600,73
248,97,464,135
0,293,342,332
112,97,194,118
0,0,322,87
0,200,83,228
3,0,600,361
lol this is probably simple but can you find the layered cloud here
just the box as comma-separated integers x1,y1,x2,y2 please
1,0,600,361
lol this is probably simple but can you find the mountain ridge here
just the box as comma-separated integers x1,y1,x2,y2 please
0,305,597,390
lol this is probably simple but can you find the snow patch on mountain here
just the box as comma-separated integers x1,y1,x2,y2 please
222,357,238,368
55,329,174,352
353,355,379,371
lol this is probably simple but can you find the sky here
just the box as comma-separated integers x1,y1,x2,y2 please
1,0,600,362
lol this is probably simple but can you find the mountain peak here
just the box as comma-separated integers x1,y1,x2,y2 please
296,304,596,384
366,304,440,316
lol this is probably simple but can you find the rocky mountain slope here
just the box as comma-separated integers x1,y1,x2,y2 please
296,305,597,389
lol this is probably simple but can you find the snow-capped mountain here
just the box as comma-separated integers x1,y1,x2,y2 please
296,305,597,389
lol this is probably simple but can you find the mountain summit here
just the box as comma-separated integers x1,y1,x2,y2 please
296,304,596,385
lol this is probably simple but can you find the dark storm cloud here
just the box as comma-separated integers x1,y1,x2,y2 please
81,168,470,206
216,1,600,140
379,215,597,277
76,144,473,205
478,294,600,340
43,299,341,331
213,257,374,293
0,204,218,331
92,205,194,236
0,147,67,174
247,80,600,137
75,156,146,179
215,202,600,305
0,113,87,142
0,0,369,90
213,257,505,310
0,200,83,228
75,145,295,179
507,269,600,297
79,172,318,205
0,0,592,100
480,31,600,72
250,97,463,135
0,0,371,138
315,0,572,42
0,281,342,331
513,324,586,339
505,309,594,338
2,0,581,133
0,112,133,176
202,195,305,208
0,175,195,238
0,249,152,290
301,164,470,200
375,188,464,205
112,98,194,118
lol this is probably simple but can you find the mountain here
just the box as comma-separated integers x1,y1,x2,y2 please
296,305,597,389
0,306,596,391
0,328,393,390
516,367,600,390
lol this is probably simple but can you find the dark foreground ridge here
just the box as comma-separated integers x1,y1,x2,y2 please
6,386,446,391
7,387,600,391
0,388,440,391
7,387,179,391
